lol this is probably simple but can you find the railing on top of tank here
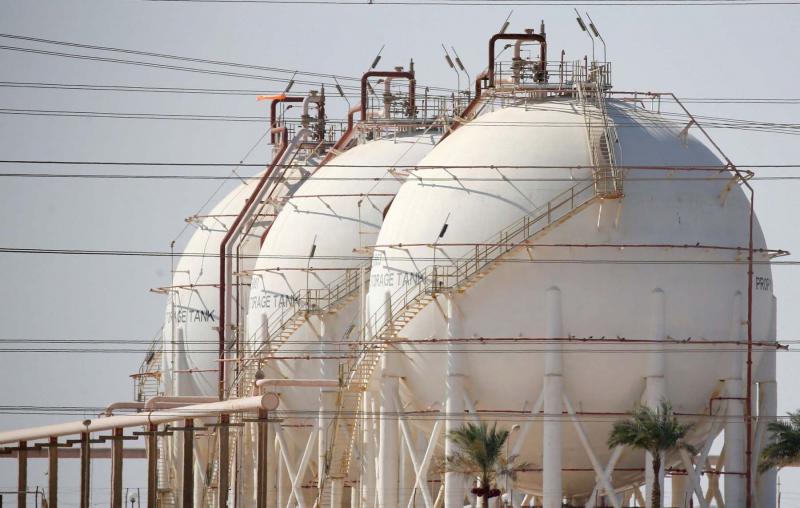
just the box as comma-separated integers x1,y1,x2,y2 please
272,119,350,146
489,60,612,94
361,92,468,128
344,179,598,386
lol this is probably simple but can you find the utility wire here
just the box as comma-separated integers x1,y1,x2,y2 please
141,0,800,5
0,248,793,265
3,81,800,105
0,173,799,182
0,33,363,83
1,161,798,168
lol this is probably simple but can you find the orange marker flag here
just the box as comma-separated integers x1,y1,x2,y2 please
257,93,287,101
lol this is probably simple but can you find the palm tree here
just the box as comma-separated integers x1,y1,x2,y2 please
446,422,527,507
607,400,695,508
759,410,800,472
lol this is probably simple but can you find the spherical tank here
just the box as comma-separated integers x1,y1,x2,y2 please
162,161,312,399
245,131,440,498
365,99,774,497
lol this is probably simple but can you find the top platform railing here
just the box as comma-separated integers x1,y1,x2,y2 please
489,59,612,93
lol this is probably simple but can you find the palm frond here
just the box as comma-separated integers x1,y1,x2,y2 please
759,411,800,473
608,400,694,456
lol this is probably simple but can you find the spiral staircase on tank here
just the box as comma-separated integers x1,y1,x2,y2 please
315,80,624,507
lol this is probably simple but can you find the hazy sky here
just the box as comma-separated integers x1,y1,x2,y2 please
1,0,799,505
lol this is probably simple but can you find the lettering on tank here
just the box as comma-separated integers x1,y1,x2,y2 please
249,292,300,310
170,305,216,323
755,276,772,291
370,270,425,289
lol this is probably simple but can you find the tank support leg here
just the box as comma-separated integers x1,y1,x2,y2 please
756,296,778,508
379,356,400,508
585,446,623,508
724,292,746,507
360,392,377,508
444,294,466,508
542,287,562,508
276,435,287,508
671,474,687,508
317,315,338,505
563,395,620,508
275,420,315,508
397,392,441,508
643,289,667,508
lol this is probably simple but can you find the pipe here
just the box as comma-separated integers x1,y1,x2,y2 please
255,378,339,388
441,70,488,141
218,126,311,399
144,396,218,411
269,96,304,144
103,401,145,416
488,32,547,88
229,96,322,379
0,394,276,445
360,70,415,121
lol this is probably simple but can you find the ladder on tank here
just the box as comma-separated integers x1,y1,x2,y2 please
575,63,624,199
316,178,604,507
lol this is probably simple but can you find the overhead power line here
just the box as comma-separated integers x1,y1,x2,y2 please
0,35,455,93
0,44,359,88
2,173,800,182
2,82,800,106
0,81,359,97
1,160,798,168
141,0,800,5
0,33,362,83
2,106,800,136
0,247,794,266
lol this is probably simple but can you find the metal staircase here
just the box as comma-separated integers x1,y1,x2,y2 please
317,176,606,506
132,327,165,402
575,62,623,199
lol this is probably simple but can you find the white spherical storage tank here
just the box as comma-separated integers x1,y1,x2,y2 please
245,131,441,505
161,158,311,506
365,99,775,504
162,179,258,399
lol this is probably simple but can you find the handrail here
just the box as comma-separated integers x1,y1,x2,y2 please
320,179,600,488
